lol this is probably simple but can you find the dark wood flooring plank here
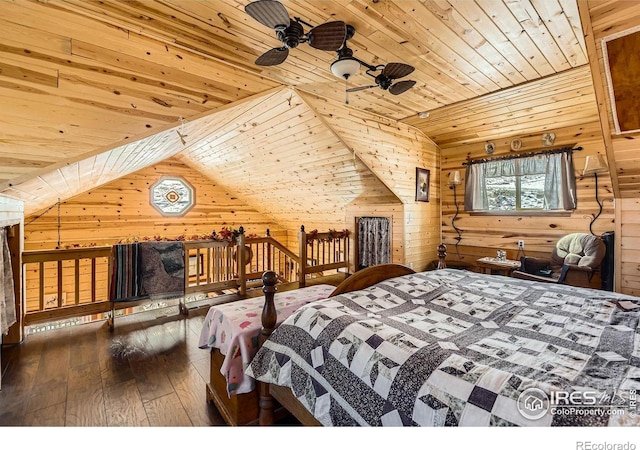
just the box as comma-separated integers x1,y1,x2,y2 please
169,362,224,426
68,321,101,368
143,391,193,426
26,378,67,413
33,332,71,387
66,361,107,426
104,379,149,426
23,401,66,426
131,357,175,403
0,354,39,424
65,389,107,426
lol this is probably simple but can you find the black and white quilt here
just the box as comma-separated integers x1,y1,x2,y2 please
246,269,640,426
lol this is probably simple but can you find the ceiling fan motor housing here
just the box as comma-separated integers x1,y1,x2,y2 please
376,74,392,90
276,21,303,49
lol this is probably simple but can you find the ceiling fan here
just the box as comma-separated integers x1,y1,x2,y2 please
328,26,417,103
245,0,347,66
346,63,416,95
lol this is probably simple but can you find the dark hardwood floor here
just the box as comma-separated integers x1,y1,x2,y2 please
0,274,345,427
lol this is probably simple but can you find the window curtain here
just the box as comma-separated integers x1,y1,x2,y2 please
0,228,16,336
358,217,390,269
464,151,577,211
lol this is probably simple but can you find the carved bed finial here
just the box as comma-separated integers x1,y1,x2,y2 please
259,270,278,425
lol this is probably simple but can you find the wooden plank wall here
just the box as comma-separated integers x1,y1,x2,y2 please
303,92,441,271
441,120,613,280
582,0,640,294
23,157,285,250
619,198,640,296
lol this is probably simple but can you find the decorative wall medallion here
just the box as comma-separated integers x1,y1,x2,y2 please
485,142,495,154
510,138,522,151
150,176,195,216
542,132,556,146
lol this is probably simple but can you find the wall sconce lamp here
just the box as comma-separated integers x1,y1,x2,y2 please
583,154,608,236
448,170,462,245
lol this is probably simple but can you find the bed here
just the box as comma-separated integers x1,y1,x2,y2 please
198,282,336,425
247,264,640,427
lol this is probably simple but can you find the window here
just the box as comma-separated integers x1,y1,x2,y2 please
464,150,577,213
150,176,195,216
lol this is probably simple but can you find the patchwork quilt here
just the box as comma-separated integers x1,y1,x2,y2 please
247,269,640,426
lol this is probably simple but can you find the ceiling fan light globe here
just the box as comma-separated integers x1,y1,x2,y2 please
330,58,360,79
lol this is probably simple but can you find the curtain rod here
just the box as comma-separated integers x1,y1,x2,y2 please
462,146,582,166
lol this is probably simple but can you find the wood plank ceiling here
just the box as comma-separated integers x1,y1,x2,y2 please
0,0,598,219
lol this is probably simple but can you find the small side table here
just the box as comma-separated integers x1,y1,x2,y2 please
476,257,521,276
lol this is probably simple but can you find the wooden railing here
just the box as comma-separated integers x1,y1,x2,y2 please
21,226,350,326
245,230,301,284
298,226,350,287
22,246,112,325
183,239,242,296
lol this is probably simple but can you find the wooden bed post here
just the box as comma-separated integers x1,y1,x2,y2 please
298,225,307,288
237,226,247,296
258,270,278,425
437,243,447,269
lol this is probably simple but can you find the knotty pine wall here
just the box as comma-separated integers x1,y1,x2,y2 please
23,157,286,250
441,120,613,285
302,92,441,272
580,0,640,295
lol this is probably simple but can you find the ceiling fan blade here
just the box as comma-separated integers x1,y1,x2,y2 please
255,47,289,66
346,85,377,93
383,62,415,80
307,21,347,51
389,80,416,95
245,0,290,29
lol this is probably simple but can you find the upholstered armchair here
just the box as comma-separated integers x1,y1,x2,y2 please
511,233,606,289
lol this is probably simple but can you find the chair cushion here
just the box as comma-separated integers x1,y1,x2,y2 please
550,233,606,269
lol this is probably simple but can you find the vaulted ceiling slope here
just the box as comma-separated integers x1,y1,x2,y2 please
7,87,405,229
0,0,601,217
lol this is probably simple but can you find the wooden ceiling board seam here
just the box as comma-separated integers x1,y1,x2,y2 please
529,0,588,67
504,0,574,72
50,0,302,88
397,2,515,91
57,0,261,74
416,0,536,84
349,2,502,94
68,41,260,105
444,0,541,80
474,0,557,77
559,0,589,59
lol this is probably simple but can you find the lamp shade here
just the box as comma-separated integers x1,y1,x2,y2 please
448,170,461,185
583,154,608,175
330,58,360,79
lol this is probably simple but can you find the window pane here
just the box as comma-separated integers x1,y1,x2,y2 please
521,174,545,209
486,176,516,210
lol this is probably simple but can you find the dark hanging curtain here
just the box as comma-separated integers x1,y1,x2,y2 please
358,217,391,269
1,227,16,336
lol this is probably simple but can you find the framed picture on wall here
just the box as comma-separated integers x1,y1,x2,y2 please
415,167,430,202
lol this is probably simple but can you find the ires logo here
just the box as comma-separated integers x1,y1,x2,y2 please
551,391,599,406
517,388,550,420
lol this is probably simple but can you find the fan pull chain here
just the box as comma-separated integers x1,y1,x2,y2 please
345,77,349,105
